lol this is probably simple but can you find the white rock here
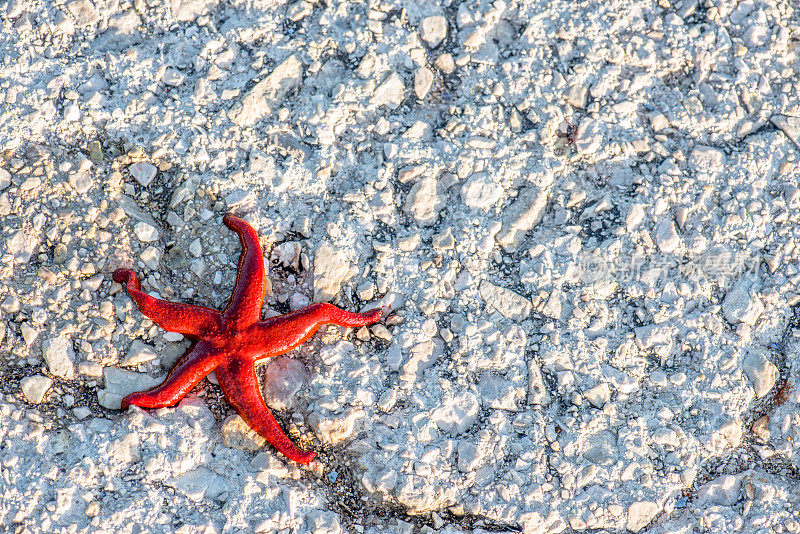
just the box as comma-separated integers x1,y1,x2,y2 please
221,414,265,451
66,0,99,26
461,173,503,209
20,375,53,404
584,383,611,408
496,186,549,251
414,67,434,99
743,350,778,398
528,361,550,405
479,281,531,321
309,406,364,445
403,175,442,226
626,203,645,231
457,440,482,472
167,0,217,21
574,118,603,155
371,72,405,108
689,146,725,174
431,391,479,434
229,54,303,127
68,171,93,193
654,220,681,253
419,15,447,48
771,115,800,149
97,367,164,409
401,339,443,386
0,168,9,189
698,474,741,506
479,373,523,410
134,221,159,242
120,339,158,367
6,230,38,264
43,336,76,379
262,356,307,411
313,243,354,302
128,162,157,187
722,279,764,325
166,467,226,502
626,501,660,532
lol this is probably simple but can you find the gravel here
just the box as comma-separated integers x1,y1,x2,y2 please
2,0,800,532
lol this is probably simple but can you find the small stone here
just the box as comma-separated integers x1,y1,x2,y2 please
419,15,447,48
479,373,523,410
87,141,102,165
434,54,455,74
414,67,434,99
496,186,549,251
566,85,588,109
403,175,443,226
528,361,550,405
584,383,611,408
432,228,454,250
129,162,157,187
21,375,52,404
479,281,531,321
371,72,405,108
689,146,725,174
698,474,741,506
0,168,9,190
654,220,681,253
722,279,764,325
221,414,266,451
626,501,660,532
371,324,392,341
6,230,38,264
771,115,800,149
262,356,307,411
133,222,159,242
229,55,303,127
21,323,39,346
66,0,99,27
120,339,158,367
69,171,93,194
626,203,645,231
574,118,603,155
309,406,364,445
97,367,163,409
313,243,354,302
162,69,185,86
167,0,216,21
743,349,778,398
461,173,503,210
431,391,479,434
356,281,375,301
43,336,76,379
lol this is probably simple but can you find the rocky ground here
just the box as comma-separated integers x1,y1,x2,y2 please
1,0,800,532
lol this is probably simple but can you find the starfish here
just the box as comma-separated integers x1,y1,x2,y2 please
112,214,383,464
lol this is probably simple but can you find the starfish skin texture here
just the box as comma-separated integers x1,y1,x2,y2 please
112,214,383,464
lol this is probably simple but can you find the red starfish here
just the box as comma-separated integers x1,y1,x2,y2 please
112,214,383,464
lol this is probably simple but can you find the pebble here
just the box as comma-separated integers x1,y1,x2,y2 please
626,501,660,532
229,54,303,127
371,72,405,108
479,281,531,321
221,414,266,451
66,0,100,27
574,118,603,154
309,406,364,445
654,220,681,253
419,15,447,48
698,474,741,506
742,349,778,398
133,221,159,242
0,168,9,189
120,339,158,367
97,367,163,409
722,279,764,326
461,173,503,210
128,162,157,187
771,115,800,149
313,243,353,302
262,356,306,411
6,230,38,264
20,375,52,404
43,336,76,379
496,186,549,251
403,175,442,226
414,67,434,100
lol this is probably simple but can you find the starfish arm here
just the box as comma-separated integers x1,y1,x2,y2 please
216,357,316,464
251,302,384,358
121,342,223,409
113,269,221,338
221,214,266,328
